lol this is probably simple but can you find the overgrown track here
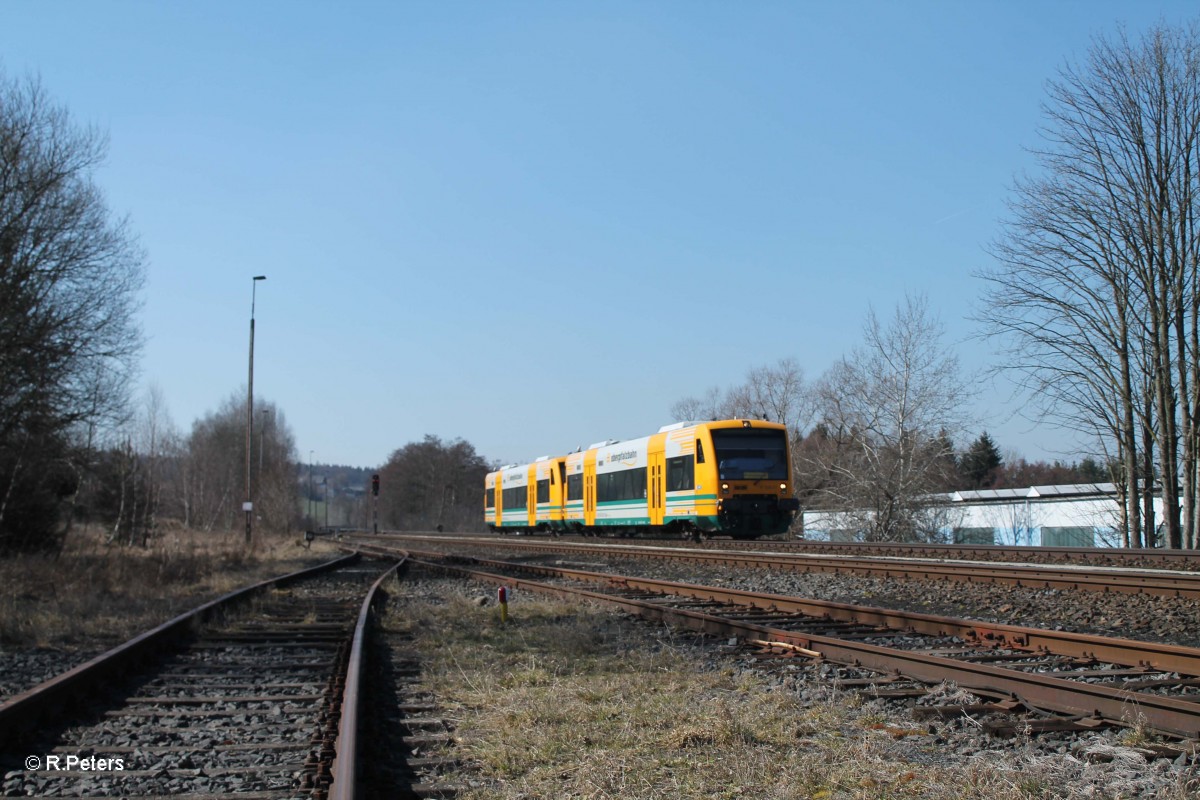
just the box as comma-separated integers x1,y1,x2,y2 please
350,533,1200,601
0,554,420,799
356,542,1200,745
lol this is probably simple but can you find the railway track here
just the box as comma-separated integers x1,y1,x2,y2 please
348,533,1200,601
353,542,1200,745
720,538,1200,570
568,532,1200,570
377,529,1200,570
0,552,456,799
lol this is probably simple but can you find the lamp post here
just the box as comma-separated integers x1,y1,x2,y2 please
308,450,315,529
244,275,266,547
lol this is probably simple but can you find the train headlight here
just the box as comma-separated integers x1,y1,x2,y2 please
721,483,729,492
780,483,787,491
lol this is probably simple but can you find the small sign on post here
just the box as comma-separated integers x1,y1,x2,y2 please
498,586,508,624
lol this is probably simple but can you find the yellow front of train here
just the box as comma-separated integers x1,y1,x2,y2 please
695,419,799,538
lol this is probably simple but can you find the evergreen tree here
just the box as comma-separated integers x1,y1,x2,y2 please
960,432,1002,489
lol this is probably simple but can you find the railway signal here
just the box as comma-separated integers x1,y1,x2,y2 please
371,473,380,533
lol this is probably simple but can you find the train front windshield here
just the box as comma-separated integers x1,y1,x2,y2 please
711,428,789,480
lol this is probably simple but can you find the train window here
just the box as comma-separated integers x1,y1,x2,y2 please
537,479,550,503
502,486,527,510
696,439,706,464
666,455,694,492
597,467,646,502
597,472,613,502
567,473,583,500
711,428,788,480
485,488,495,508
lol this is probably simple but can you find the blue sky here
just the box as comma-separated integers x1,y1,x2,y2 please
2,1,1194,468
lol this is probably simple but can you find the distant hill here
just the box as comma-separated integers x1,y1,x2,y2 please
296,463,374,499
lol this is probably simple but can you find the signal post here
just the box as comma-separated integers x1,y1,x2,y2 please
371,473,379,533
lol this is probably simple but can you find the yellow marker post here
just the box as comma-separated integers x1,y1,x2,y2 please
498,586,509,623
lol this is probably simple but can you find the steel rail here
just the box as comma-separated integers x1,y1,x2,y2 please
0,553,359,750
328,556,405,800
361,544,1200,739
354,533,1200,600
358,528,1200,569
739,539,1200,568
395,548,1200,675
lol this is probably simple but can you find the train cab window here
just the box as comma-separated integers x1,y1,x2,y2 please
486,488,495,508
666,455,694,492
711,428,788,480
696,439,706,464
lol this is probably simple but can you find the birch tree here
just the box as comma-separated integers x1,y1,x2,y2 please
981,21,1200,548
807,295,970,541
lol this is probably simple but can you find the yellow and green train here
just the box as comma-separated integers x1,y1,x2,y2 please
484,419,800,539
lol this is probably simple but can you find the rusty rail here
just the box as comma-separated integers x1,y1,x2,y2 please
356,533,1200,600
743,538,1200,569
0,553,358,750
355,529,1200,569
368,544,1200,739
412,551,1200,675
328,556,405,800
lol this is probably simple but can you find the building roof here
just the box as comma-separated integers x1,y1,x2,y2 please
950,483,1116,503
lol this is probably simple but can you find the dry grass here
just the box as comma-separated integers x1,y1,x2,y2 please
393,581,1198,800
0,525,336,648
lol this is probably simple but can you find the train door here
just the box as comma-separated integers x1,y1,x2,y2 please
648,437,666,526
584,451,597,527
527,465,537,529
553,459,566,530
495,470,503,528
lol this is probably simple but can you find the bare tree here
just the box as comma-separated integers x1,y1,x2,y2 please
978,499,1045,547
378,435,490,532
807,295,971,541
738,358,815,435
0,72,145,552
672,360,814,432
176,392,298,535
980,21,1200,548
670,385,728,423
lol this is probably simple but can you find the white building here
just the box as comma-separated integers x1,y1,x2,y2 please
801,483,1159,547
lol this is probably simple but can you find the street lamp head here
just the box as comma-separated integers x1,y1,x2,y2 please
254,275,266,281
